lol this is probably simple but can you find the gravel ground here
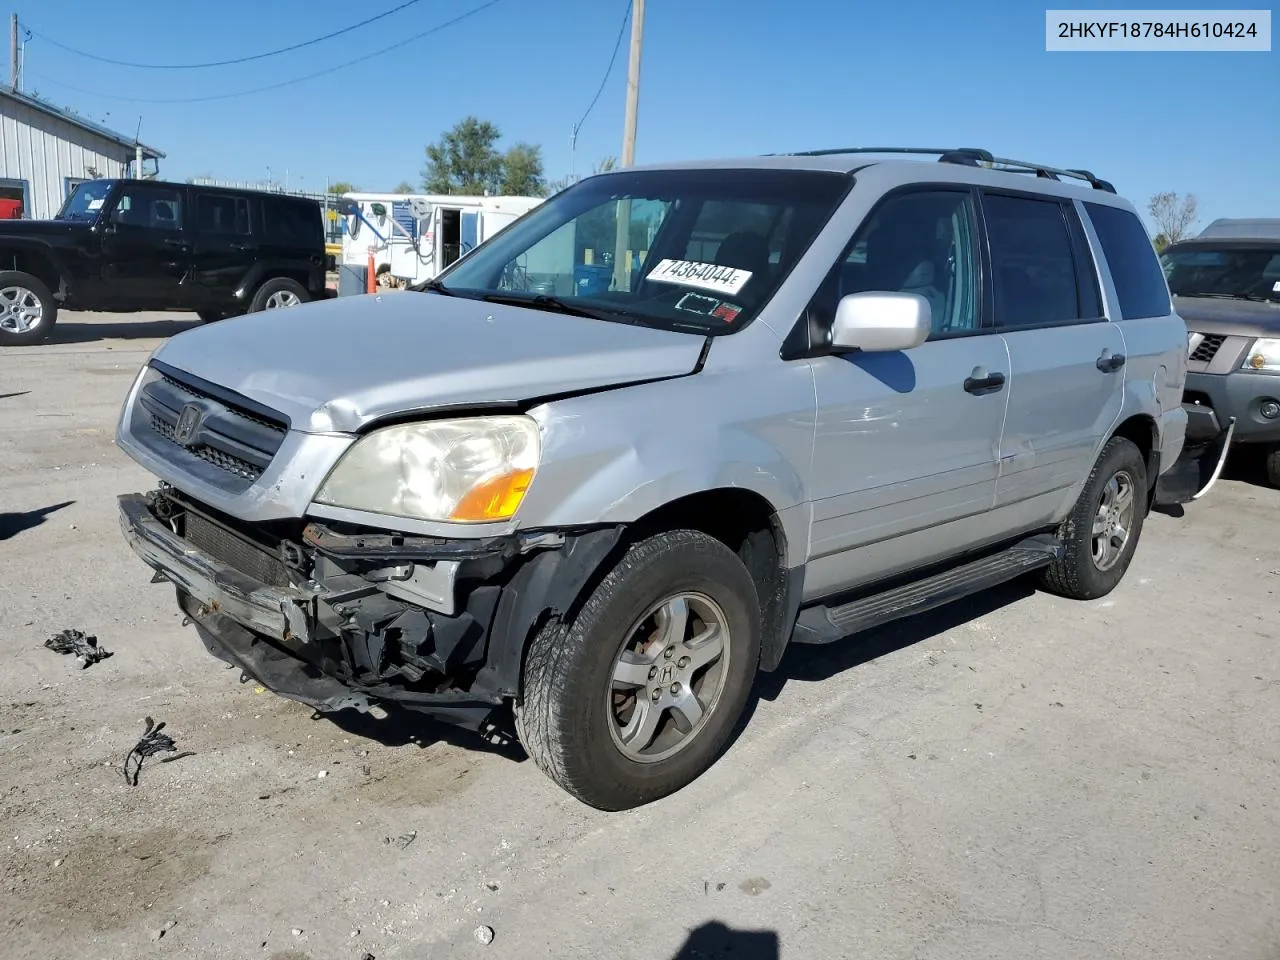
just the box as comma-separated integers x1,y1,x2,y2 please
2,311,1278,960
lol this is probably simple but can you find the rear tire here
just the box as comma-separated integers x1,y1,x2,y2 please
516,529,761,811
0,271,57,345
1040,436,1148,601
248,277,309,313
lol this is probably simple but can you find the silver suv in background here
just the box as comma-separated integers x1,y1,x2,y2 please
115,147,1199,810
1160,218,1280,487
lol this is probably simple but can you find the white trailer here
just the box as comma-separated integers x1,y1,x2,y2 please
338,191,544,287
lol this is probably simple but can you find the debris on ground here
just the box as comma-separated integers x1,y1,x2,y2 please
474,925,494,945
44,629,112,668
122,716,195,786
383,830,417,850
150,919,177,941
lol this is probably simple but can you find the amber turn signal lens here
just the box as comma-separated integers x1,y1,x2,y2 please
1249,354,1266,370
449,468,535,522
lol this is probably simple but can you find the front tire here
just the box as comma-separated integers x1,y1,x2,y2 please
516,529,761,811
248,277,309,313
0,271,57,345
1040,436,1148,601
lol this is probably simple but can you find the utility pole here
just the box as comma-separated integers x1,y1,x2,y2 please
620,0,645,168
613,0,645,292
10,14,18,91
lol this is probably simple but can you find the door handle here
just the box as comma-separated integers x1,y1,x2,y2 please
963,370,1006,395
162,238,189,250
1096,352,1126,372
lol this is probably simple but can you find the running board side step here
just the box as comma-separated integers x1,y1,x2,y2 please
791,534,1063,645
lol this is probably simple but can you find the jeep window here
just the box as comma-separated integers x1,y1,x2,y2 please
56,179,115,221
196,193,252,236
1159,244,1280,302
111,184,184,231
263,198,322,246
1084,202,1172,319
434,168,851,334
985,194,1089,328
806,189,982,339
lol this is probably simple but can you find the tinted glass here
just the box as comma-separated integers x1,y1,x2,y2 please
111,184,184,230
1159,244,1280,302
814,189,981,336
438,168,850,335
56,180,115,221
984,194,1082,327
196,193,252,236
263,198,322,246
1085,202,1173,317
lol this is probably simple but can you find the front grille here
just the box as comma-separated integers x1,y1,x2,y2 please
1190,333,1226,363
184,508,291,589
136,367,289,484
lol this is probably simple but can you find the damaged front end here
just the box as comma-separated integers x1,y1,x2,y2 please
118,487,621,732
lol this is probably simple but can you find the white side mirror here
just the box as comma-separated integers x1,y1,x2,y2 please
830,291,931,353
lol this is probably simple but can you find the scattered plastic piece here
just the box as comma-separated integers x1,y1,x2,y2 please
474,925,494,945
122,716,195,786
44,629,112,668
383,830,417,850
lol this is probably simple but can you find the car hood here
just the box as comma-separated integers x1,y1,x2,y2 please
1175,295,1280,338
150,292,708,433
0,219,93,239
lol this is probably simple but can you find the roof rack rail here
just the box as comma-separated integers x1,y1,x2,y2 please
766,146,1116,193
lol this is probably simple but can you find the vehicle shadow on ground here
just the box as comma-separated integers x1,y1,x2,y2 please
321,703,529,763
43,317,201,345
0,501,75,541
753,578,1035,704
670,921,780,959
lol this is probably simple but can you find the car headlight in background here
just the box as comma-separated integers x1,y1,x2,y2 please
315,415,540,523
1242,338,1280,373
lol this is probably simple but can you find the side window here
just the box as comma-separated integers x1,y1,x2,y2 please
983,194,1086,328
111,185,184,231
1084,201,1172,320
263,199,322,246
196,193,251,236
810,189,981,337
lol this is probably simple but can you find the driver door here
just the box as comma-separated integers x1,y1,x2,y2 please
100,183,193,309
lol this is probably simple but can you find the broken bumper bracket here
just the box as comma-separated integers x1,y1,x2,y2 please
1153,416,1236,506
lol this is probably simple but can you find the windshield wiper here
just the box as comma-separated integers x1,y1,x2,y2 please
1178,292,1271,303
412,278,456,296
479,292,610,320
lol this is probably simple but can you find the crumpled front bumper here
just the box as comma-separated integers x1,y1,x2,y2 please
117,492,622,729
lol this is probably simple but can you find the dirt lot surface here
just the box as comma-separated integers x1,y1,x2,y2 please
3,312,1279,960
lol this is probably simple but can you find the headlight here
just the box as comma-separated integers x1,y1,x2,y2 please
1242,338,1280,373
315,416,540,523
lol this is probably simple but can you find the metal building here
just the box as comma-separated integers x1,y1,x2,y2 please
0,88,165,220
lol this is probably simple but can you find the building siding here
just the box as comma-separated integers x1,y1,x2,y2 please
0,98,136,219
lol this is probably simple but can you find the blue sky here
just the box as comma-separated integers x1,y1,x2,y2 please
12,0,1278,230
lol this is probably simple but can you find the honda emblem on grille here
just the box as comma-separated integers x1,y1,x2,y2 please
173,403,203,446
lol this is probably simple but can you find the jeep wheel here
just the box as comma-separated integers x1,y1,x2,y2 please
248,277,309,313
516,529,761,811
1041,436,1148,601
0,271,57,346
1265,444,1280,489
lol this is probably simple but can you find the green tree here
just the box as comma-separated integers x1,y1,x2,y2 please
421,116,505,195
1148,192,1198,245
392,181,414,194
1153,233,1169,252
501,143,547,197
328,181,359,195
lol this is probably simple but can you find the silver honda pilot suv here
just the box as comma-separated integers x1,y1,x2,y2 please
115,147,1207,810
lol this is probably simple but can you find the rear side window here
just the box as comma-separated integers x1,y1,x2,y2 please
196,193,251,236
1085,202,1172,320
983,193,1087,328
262,198,322,247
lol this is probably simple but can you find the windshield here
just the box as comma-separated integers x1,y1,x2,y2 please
1160,244,1280,301
56,180,117,222
433,168,851,334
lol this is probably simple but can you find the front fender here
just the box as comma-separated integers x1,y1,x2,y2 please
0,240,74,296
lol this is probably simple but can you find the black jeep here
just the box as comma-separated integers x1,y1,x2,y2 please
0,178,331,345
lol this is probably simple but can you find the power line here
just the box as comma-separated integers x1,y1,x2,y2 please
22,0,427,70
574,0,631,136
25,0,505,105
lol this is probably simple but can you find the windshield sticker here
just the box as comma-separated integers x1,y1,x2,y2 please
87,198,104,211
675,292,720,315
712,302,741,323
647,259,752,296
1273,280,1280,293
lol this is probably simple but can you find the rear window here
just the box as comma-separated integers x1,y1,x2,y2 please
262,198,322,247
1084,202,1172,320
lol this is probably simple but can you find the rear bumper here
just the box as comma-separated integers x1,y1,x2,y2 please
1153,415,1236,506
1184,370,1280,444
118,491,621,729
